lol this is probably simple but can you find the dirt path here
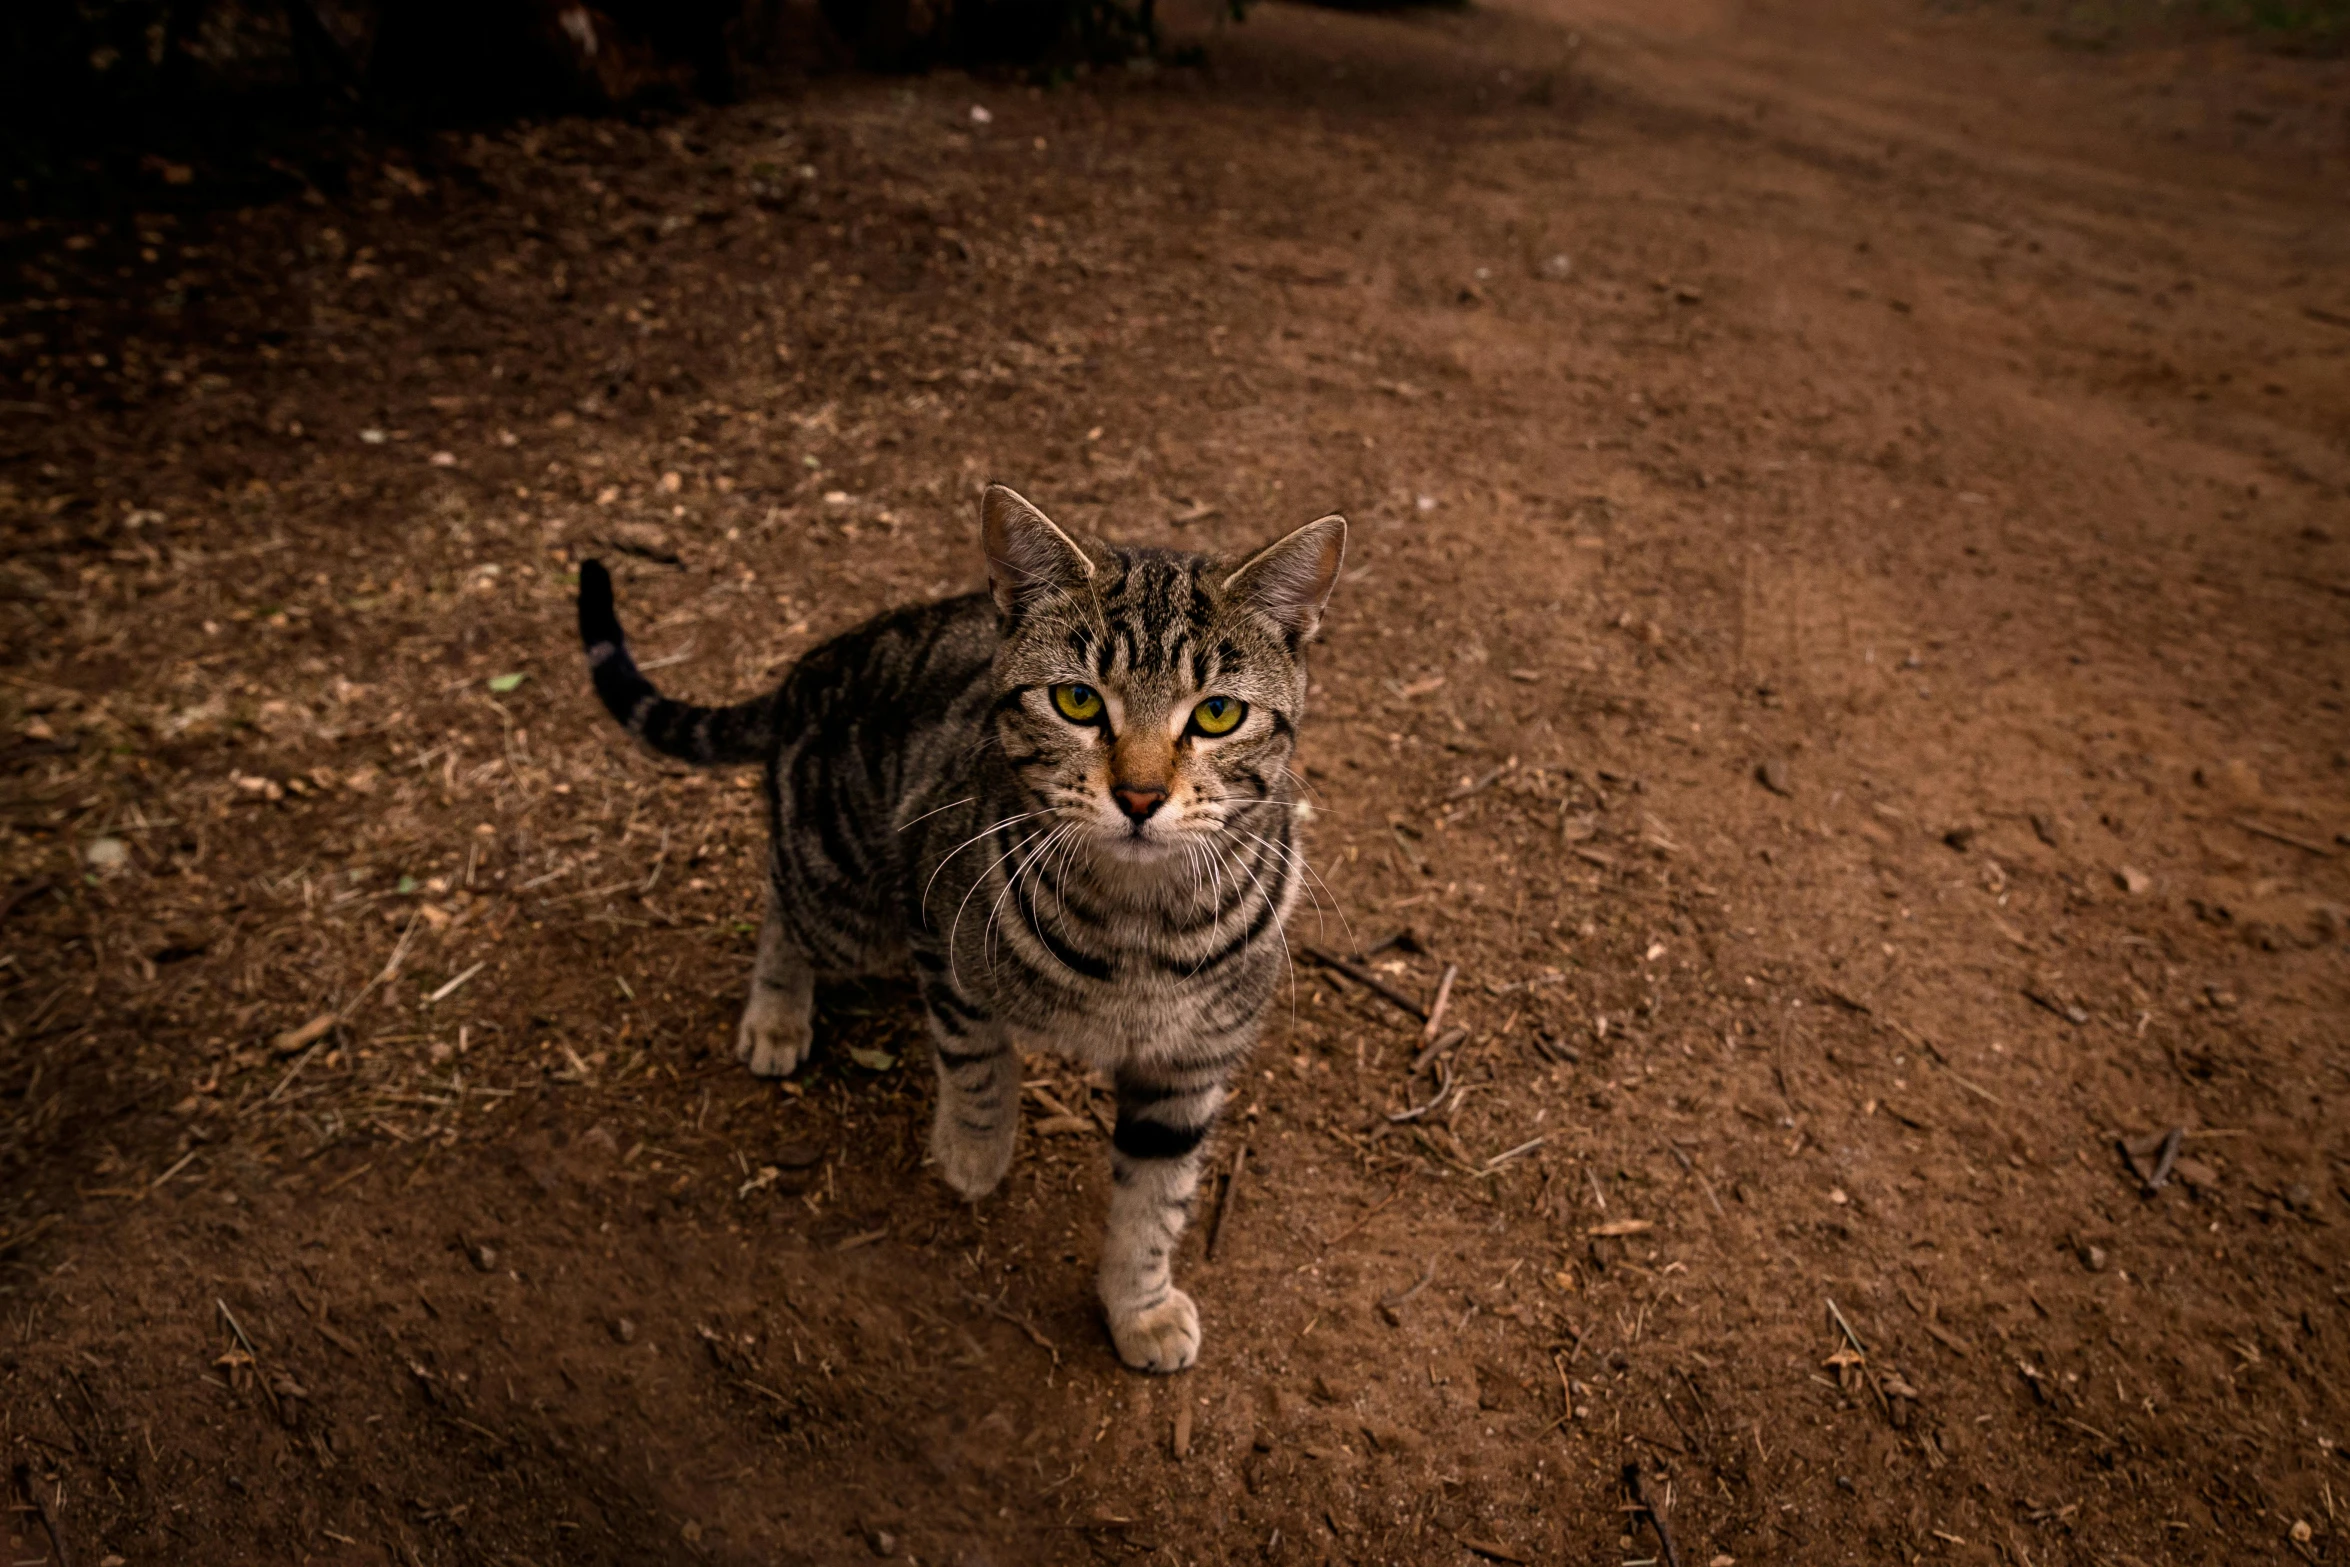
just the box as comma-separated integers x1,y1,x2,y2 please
5,3,2347,1563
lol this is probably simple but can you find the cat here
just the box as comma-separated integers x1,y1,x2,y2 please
577,484,1345,1371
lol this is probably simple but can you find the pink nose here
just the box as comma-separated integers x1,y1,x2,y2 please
1111,783,1166,822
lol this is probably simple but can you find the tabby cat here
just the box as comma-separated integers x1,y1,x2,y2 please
577,485,1345,1371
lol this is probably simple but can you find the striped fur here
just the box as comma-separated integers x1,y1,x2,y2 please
578,485,1345,1372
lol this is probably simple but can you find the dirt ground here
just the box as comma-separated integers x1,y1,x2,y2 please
6,0,2349,1562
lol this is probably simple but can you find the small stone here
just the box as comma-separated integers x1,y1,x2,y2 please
2116,866,2151,895
2212,757,2264,803
1538,252,1573,280
2083,1245,2109,1272
1757,758,1793,796
1827,1188,1849,1205
84,836,129,870
2292,1521,2313,1544
869,1527,899,1556
612,1316,638,1344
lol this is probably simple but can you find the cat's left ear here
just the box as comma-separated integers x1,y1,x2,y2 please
1224,514,1347,646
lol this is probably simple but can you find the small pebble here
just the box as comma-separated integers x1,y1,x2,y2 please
612,1316,638,1344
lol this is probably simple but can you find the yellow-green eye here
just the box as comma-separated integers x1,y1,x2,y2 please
1190,695,1245,736
1051,683,1104,723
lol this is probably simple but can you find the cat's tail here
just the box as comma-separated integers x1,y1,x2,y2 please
577,559,780,766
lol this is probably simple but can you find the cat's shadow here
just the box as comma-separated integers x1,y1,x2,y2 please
807,974,927,1062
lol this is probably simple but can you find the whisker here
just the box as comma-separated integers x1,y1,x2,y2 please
897,794,979,834
1223,821,1300,1024
985,822,1074,969
1185,831,1234,979
921,809,1052,918
1237,828,1353,953
948,825,1050,991
1048,823,1090,939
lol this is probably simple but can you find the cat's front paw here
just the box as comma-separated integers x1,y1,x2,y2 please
1106,1288,1200,1374
930,1104,1016,1199
734,990,812,1078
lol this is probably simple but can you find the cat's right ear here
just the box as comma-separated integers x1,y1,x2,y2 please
982,484,1094,618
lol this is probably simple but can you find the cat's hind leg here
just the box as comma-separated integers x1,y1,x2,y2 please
924,990,1019,1199
735,888,816,1078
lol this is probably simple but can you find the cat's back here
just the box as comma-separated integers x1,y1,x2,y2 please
781,590,998,727
768,590,1001,865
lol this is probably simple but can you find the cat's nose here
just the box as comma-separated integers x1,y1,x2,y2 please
1111,783,1167,822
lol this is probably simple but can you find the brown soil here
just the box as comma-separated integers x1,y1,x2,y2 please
6,2,2349,1563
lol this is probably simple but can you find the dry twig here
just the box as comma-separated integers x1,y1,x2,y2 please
2233,817,2334,857
1205,1145,1247,1262
1420,963,1460,1043
218,1298,284,1422
12,1462,72,1567
1622,1459,1684,1567
1408,1026,1468,1076
964,1291,1059,1366
1300,946,1427,1023
1377,1259,1436,1312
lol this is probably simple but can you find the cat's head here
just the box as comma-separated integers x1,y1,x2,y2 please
981,484,1345,861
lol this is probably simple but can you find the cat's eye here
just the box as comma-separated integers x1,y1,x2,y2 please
1189,695,1245,736
1050,683,1104,723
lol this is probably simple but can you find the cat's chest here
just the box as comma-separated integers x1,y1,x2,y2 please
1010,930,1278,1051
1020,971,1249,1060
